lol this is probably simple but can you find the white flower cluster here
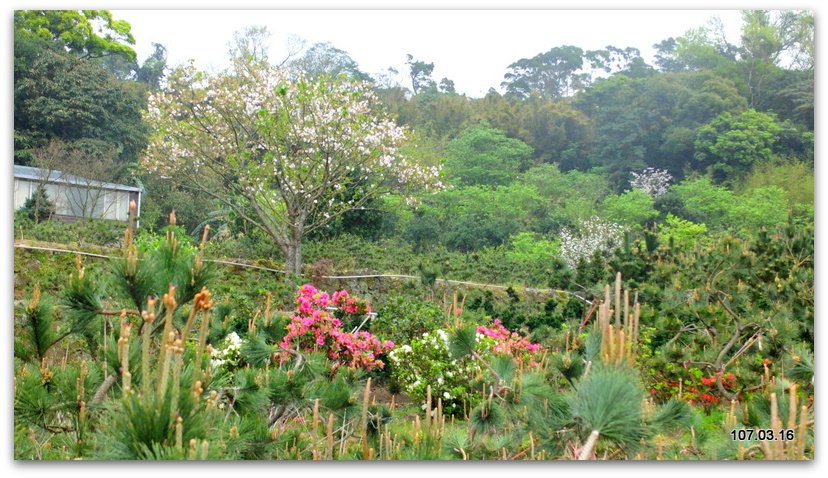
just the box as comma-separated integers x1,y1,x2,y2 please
211,332,243,369
387,329,479,412
143,62,441,190
629,167,672,197
560,216,626,269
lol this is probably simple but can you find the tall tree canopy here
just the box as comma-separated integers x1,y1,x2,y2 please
14,46,149,165
14,10,137,62
693,108,790,183
290,42,373,82
501,45,587,100
13,10,149,166
443,125,534,187
406,54,437,95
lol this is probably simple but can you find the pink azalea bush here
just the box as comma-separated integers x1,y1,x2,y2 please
476,319,543,366
332,290,372,316
278,284,392,371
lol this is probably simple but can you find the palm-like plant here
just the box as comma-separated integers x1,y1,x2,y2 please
569,365,647,459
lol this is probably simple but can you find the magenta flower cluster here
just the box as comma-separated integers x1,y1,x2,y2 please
476,319,543,366
332,290,372,316
278,284,392,371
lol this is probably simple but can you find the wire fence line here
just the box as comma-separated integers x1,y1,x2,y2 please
13,242,592,305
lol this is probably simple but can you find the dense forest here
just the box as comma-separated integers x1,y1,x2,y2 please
13,10,814,461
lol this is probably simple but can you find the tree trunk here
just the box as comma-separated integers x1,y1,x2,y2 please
285,234,303,277
578,430,600,460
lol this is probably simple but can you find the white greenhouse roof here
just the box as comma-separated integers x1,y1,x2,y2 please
14,165,142,193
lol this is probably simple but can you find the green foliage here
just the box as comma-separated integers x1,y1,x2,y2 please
448,323,478,361
409,183,544,252
572,71,748,182
14,211,124,247
648,398,694,434
693,109,784,182
14,10,137,62
671,178,789,235
372,296,445,345
388,329,481,415
94,372,222,460
553,350,586,385
657,213,708,248
469,398,506,436
61,264,104,349
672,177,738,227
138,176,219,234
14,46,149,165
783,343,814,385
506,232,560,265
737,160,813,206
502,45,586,99
510,99,592,167
522,166,609,229
442,124,534,186
291,42,373,82
11,11,815,460
13,211,814,460
17,290,59,363
464,288,581,335
406,54,436,94
125,225,215,308
19,185,55,223
601,189,658,227
732,186,789,233
239,333,278,368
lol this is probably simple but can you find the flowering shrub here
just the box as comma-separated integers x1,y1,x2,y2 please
278,285,392,371
331,289,373,331
559,216,625,269
211,331,243,370
332,290,372,316
476,319,543,366
648,368,738,412
389,321,542,415
387,329,480,415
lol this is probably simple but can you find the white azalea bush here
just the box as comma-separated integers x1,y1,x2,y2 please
387,324,543,416
387,329,481,416
211,331,244,371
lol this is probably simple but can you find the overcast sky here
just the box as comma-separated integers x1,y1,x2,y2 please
113,9,747,97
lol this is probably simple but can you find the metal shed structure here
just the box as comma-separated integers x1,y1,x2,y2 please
13,165,142,222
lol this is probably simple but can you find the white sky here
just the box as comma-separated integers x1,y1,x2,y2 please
115,9,746,97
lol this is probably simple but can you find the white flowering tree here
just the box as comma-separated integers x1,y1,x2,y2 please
560,216,625,269
629,167,672,197
143,58,439,275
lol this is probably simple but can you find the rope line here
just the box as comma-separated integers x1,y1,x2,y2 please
14,242,592,304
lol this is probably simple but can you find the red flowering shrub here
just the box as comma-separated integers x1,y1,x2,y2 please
332,290,372,316
278,285,392,371
648,369,737,411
